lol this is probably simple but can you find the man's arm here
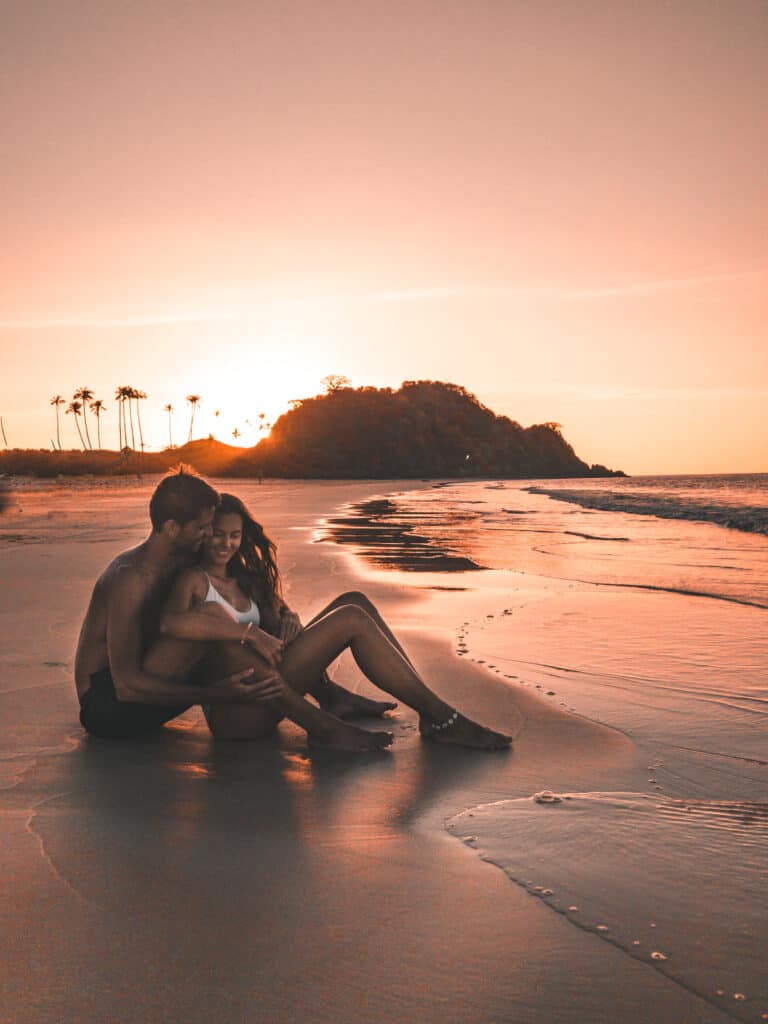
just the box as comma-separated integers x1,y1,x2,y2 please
158,569,283,667
106,566,278,706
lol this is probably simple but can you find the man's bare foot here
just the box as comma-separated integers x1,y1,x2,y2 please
309,718,394,753
419,712,511,751
323,686,397,720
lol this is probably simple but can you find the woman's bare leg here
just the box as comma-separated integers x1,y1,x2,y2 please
280,605,511,751
188,635,391,750
301,592,400,717
305,592,415,665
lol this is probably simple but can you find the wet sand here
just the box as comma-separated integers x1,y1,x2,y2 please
0,478,738,1023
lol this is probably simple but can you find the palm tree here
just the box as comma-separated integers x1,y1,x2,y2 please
124,387,136,450
66,400,87,450
114,388,123,449
90,399,106,449
114,386,133,449
50,395,65,450
186,394,201,442
164,403,174,448
133,389,147,452
74,387,94,448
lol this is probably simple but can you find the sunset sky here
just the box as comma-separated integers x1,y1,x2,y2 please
2,0,766,474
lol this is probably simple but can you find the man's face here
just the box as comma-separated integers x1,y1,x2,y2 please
175,506,216,553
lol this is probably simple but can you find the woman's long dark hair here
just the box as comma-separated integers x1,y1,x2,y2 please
217,493,282,627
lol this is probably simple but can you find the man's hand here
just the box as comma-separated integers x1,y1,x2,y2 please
246,628,284,668
216,667,284,703
279,609,303,645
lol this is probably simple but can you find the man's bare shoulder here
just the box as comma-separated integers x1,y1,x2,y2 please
96,545,156,597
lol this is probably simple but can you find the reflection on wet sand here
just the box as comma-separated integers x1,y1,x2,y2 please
322,498,486,571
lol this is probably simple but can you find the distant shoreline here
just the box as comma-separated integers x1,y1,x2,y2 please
0,439,625,481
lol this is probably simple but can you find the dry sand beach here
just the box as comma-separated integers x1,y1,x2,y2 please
0,476,763,1023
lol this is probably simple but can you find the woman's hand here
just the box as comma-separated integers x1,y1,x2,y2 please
279,608,303,645
246,627,284,668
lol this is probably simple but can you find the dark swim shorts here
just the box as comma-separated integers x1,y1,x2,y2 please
79,667,190,739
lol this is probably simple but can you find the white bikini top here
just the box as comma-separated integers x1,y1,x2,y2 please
202,573,261,626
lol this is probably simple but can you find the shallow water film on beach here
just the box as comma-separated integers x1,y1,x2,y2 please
328,474,768,1021
448,792,768,1023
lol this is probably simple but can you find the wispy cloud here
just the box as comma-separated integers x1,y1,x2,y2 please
0,311,236,330
1,267,763,328
563,267,767,298
341,267,766,305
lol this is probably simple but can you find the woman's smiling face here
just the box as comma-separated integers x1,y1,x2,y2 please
203,511,243,569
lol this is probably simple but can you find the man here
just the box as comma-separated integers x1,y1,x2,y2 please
75,468,282,739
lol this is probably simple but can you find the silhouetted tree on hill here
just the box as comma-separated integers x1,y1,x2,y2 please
321,374,352,393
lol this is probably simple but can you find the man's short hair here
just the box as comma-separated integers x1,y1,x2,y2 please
149,467,219,530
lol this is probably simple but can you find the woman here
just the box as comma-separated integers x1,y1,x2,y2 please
151,493,511,752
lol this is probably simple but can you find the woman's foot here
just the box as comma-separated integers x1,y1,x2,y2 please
323,685,397,720
309,717,394,752
419,711,511,751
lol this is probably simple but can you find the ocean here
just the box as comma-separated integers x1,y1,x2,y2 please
325,473,768,1023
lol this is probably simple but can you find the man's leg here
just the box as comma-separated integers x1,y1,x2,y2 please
79,666,191,740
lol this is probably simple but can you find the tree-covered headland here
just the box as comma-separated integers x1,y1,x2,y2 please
240,381,621,478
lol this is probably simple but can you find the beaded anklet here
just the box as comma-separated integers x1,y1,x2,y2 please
431,710,460,732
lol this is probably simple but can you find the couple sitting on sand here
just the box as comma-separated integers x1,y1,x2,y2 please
75,468,511,752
